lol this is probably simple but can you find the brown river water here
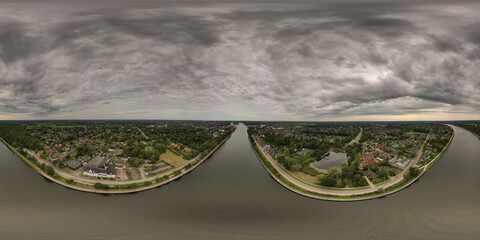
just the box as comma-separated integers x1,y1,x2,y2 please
0,124,479,239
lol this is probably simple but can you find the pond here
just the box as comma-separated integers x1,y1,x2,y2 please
311,151,348,170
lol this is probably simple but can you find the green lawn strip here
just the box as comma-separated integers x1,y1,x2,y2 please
405,131,422,135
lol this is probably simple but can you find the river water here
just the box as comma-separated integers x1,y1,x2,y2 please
0,124,479,239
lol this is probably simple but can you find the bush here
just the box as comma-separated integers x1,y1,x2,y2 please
94,182,110,190
321,175,337,187
409,167,421,178
27,155,37,163
143,181,152,186
46,166,55,176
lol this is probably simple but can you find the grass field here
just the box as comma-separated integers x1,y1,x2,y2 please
405,131,422,135
161,150,188,167
290,171,320,184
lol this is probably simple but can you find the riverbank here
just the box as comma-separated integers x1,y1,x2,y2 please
249,125,455,201
0,132,233,194
457,125,480,140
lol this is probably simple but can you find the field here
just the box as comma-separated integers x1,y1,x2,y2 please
405,131,422,135
291,171,320,184
161,149,188,167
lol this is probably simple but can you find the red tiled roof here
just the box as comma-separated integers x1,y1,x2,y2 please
361,159,379,167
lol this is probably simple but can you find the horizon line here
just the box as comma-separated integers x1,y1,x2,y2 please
0,119,478,122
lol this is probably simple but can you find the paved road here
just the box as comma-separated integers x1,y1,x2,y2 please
254,135,428,196
346,127,362,146
136,127,149,140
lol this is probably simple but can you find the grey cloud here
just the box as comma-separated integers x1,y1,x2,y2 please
0,0,480,120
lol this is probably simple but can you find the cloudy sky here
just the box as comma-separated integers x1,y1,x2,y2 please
1,0,480,121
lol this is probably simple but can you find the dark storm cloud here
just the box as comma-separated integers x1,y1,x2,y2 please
0,0,480,120
104,14,220,46
0,21,37,64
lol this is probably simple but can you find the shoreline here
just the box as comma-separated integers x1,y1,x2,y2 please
457,125,480,140
0,133,232,194
249,125,455,201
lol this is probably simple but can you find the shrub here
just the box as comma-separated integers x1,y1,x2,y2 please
143,181,152,186
46,166,55,176
93,182,110,190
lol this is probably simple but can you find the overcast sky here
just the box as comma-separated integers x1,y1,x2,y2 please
1,0,480,121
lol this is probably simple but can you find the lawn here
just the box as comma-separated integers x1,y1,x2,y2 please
290,170,320,184
405,131,421,135
145,146,154,152
161,150,188,167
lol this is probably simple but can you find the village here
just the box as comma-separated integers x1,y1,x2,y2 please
249,122,453,188
24,121,236,182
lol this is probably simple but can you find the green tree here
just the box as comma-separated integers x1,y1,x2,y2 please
321,175,337,187
46,166,55,176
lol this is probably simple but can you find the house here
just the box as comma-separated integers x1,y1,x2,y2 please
258,138,265,147
273,150,283,158
83,164,116,178
363,171,377,179
361,159,379,168
113,158,126,166
108,147,124,156
360,153,374,161
411,143,422,153
379,152,391,160
67,159,83,169
296,148,311,156
184,147,192,153
264,145,272,151
58,152,68,161
390,158,409,168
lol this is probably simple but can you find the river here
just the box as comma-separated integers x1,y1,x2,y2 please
0,124,479,239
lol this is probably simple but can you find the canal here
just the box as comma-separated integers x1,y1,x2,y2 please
0,124,479,239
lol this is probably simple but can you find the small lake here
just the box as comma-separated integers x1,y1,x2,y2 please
311,151,348,170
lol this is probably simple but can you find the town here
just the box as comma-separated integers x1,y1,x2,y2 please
0,121,235,190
